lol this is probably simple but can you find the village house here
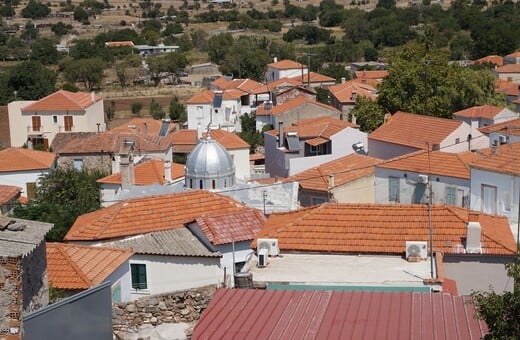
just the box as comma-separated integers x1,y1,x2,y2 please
109,117,178,137
46,243,133,302
374,150,479,206
285,153,382,206
479,117,520,145
264,116,367,177
353,69,388,84
453,105,518,138
0,147,56,200
97,159,185,207
504,51,520,65
0,217,53,339
250,77,305,108
289,71,336,88
494,79,519,107
494,64,520,83
246,204,516,295
471,55,504,67
193,289,488,339
64,190,265,299
255,95,341,132
51,130,172,174
8,90,105,149
328,80,378,115
0,185,21,215
265,59,308,83
368,111,489,159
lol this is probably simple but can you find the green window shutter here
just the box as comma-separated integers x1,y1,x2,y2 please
131,264,147,290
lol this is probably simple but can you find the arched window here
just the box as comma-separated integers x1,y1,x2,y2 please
199,180,203,189
212,180,216,189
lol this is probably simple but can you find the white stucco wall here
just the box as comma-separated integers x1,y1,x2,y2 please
187,100,246,132
368,139,420,160
266,66,308,82
470,168,519,225
0,169,51,196
331,175,376,203
441,123,488,153
8,101,37,147
105,260,132,303
129,254,220,301
229,148,250,180
99,183,120,207
216,242,255,288
375,168,470,206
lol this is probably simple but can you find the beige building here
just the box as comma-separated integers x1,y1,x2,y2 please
8,90,105,149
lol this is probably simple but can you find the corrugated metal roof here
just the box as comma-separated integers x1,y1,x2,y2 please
104,228,222,257
0,217,53,257
192,289,488,339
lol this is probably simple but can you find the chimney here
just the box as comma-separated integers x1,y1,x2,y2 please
197,123,203,140
432,143,441,151
465,212,482,254
91,91,96,102
341,77,346,84
119,141,135,190
351,91,357,102
273,57,278,63
164,160,172,183
328,174,334,188
278,121,284,148
383,113,392,124
142,122,148,135
351,114,357,125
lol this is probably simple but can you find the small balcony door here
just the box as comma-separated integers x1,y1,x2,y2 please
32,116,41,132
64,116,73,132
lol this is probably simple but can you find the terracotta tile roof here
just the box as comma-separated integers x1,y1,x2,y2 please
193,289,488,339
195,209,266,245
105,41,135,47
0,185,21,205
187,89,248,104
251,77,303,94
0,147,55,172
46,242,132,290
111,118,176,136
506,51,520,58
453,105,507,119
285,153,382,192
352,77,382,87
368,111,463,149
471,55,504,66
256,96,339,117
495,79,519,96
211,78,263,93
64,190,253,241
253,204,516,255
268,116,357,138
469,142,520,175
328,80,377,104
289,72,336,84
21,90,102,112
171,129,249,151
377,150,480,179
495,64,520,73
51,132,97,153
97,159,184,185
479,117,520,136
56,131,171,154
267,59,306,70
354,70,389,79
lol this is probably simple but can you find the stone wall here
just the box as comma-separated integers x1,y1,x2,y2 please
112,286,216,334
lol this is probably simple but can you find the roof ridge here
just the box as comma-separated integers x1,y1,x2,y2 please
54,243,93,287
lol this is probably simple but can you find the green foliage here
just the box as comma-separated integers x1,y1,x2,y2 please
147,53,188,86
219,36,270,81
283,24,334,45
12,167,108,241
377,42,504,118
51,22,73,37
150,99,165,119
207,33,233,65
471,253,520,339
115,63,129,88
315,87,330,105
169,96,186,122
0,5,15,17
73,6,89,23
62,58,105,91
31,38,60,65
131,102,143,116
320,63,351,82
238,112,263,150
350,96,386,132
6,61,56,102
105,100,115,121
21,0,51,19
69,39,97,60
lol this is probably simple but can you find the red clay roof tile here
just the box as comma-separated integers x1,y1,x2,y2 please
496,64,520,73
254,204,516,255
453,105,507,119
111,118,176,136
0,185,21,205
256,96,339,117
97,159,184,185
21,90,102,112
267,59,306,70
479,118,520,136
328,80,377,104
469,141,520,175
0,147,55,172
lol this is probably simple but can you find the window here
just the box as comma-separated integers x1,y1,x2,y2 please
53,115,58,124
413,183,427,204
112,282,121,303
130,263,148,290
389,177,400,202
73,159,83,170
446,187,456,205
32,116,41,132
64,116,73,132
455,138,460,144
481,184,497,215
503,192,511,212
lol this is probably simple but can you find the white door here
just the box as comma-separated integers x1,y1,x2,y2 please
481,184,497,215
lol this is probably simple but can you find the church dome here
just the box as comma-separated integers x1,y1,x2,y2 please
185,134,235,190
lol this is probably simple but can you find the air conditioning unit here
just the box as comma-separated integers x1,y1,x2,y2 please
405,241,428,259
257,248,269,268
417,174,429,184
257,238,280,256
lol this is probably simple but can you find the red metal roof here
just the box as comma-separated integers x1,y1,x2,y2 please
193,289,488,339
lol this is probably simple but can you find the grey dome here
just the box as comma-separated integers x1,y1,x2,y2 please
185,135,235,189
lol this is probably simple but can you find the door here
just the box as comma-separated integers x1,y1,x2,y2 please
481,184,497,215
64,116,73,131
32,116,41,132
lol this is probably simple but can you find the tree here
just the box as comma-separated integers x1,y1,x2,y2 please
131,102,143,116
147,53,188,86
12,167,108,241
21,0,50,19
51,21,73,37
149,99,165,119
73,6,89,23
349,97,386,132
169,96,186,122
471,253,520,339
63,58,105,91
238,112,263,151
115,63,129,88
7,61,56,102
105,100,115,121
377,43,504,118
320,63,351,82
31,38,60,65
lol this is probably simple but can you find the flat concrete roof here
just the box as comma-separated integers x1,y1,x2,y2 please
246,253,436,290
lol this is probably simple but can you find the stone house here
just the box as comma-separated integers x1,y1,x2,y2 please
0,147,56,199
8,90,105,149
374,150,479,206
0,217,53,339
264,116,367,177
285,153,382,206
368,111,489,160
